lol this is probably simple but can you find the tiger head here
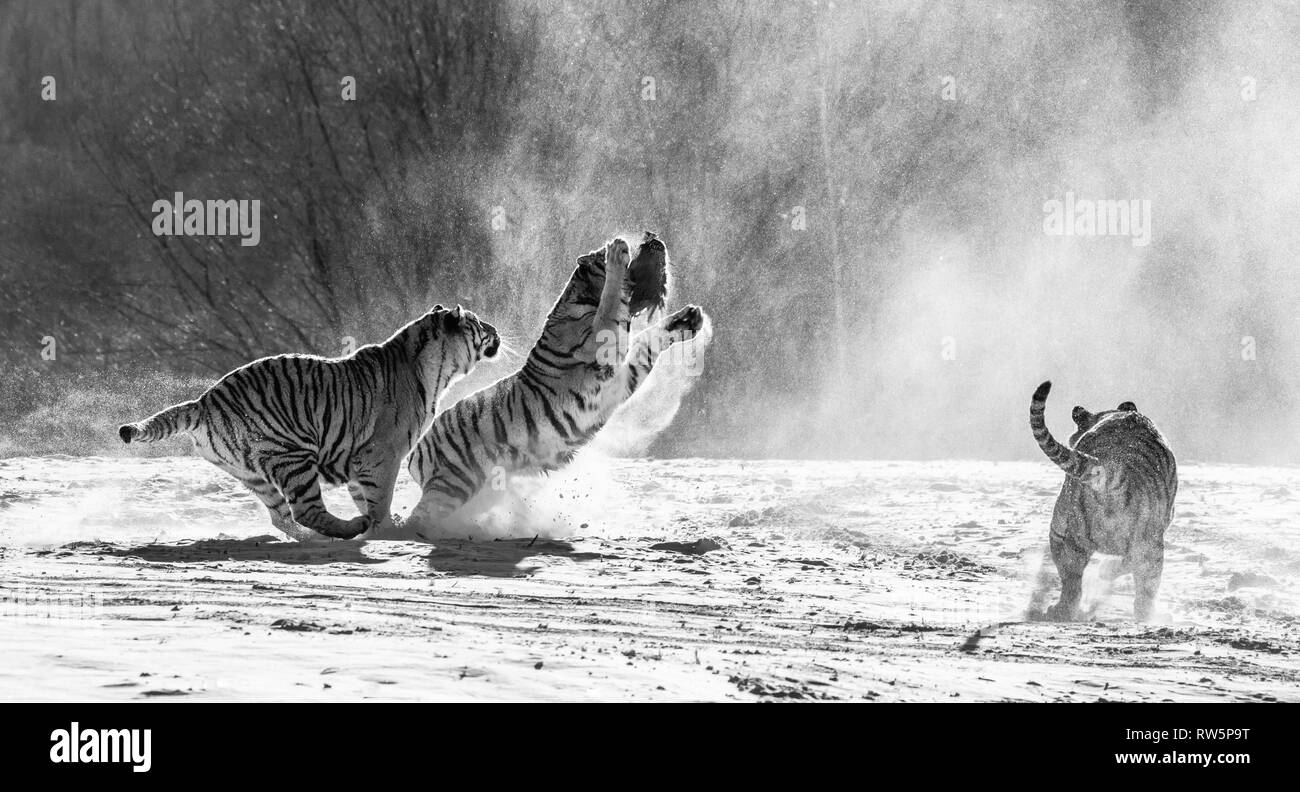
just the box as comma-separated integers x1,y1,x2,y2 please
628,231,670,316
417,304,499,377
568,231,671,317
1066,399,1146,495
1069,399,1139,446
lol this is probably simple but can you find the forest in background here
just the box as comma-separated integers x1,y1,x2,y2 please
2,0,1299,463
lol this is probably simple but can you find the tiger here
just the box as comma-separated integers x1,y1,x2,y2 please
1028,380,1177,621
381,232,707,539
118,305,500,540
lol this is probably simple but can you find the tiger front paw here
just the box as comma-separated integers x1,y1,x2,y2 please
605,237,630,274
663,304,705,339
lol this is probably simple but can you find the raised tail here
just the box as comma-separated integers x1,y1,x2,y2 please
119,400,202,443
1029,381,1096,478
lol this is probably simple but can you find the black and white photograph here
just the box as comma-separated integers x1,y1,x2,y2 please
0,0,1296,728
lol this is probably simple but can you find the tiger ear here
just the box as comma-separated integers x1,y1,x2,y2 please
1118,401,1137,412
1071,406,1091,426
442,305,464,332
432,304,444,313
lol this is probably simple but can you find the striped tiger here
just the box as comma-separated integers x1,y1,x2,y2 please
118,305,500,540
1028,380,1177,621
392,232,706,538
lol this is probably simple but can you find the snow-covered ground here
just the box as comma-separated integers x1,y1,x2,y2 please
1,455,1297,701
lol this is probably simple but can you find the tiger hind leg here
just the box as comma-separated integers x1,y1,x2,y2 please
1129,542,1164,622
264,453,368,540
1046,531,1090,622
201,448,309,541
236,473,310,540
405,479,479,540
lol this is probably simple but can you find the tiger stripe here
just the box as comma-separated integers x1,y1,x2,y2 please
399,233,706,537
120,305,499,540
1028,380,1177,622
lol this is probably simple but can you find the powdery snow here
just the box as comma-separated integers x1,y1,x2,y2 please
1,456,1297,701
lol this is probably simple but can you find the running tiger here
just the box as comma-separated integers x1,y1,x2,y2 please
1028,380,1177,621
119,306,500,540
394,232,706,538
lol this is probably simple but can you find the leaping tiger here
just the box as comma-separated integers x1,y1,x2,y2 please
384,232,707,539
119,305,500,540
1028,380,1177,621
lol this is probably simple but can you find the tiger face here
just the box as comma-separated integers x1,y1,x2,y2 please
628,232,669,316
570,248,608,307
416,304,500,384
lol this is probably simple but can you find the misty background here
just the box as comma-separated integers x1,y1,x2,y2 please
1,0,1297,464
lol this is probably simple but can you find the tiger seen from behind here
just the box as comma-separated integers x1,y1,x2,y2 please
1028,380,1177,621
